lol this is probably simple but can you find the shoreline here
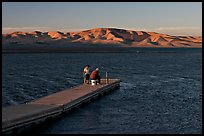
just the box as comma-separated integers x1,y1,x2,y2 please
2,46,202,54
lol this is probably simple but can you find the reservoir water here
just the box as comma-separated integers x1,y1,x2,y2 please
2,48,202,134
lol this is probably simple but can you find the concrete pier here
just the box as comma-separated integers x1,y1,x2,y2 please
2,79,120,134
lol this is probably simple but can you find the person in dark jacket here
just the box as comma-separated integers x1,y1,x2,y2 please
90,68,101,84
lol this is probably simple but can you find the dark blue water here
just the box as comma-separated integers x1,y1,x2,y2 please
2,48,202,134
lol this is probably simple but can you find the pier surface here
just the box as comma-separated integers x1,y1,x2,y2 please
2,79,120,134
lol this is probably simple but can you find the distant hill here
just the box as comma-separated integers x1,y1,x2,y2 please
2,28,202,47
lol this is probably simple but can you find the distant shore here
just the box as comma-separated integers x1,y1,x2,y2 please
3,28,202,49
2,46,202,53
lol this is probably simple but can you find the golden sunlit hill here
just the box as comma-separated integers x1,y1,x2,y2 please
2,28,202,47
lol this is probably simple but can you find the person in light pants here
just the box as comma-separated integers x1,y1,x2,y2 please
90,68,101,85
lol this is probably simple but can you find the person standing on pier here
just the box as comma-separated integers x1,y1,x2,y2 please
83,65,90,84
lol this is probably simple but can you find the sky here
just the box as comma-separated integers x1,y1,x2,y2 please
2,2,202,36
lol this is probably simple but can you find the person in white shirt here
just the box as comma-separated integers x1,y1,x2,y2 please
83,65,90,84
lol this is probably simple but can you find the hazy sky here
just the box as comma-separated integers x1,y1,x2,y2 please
2,2,202,36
